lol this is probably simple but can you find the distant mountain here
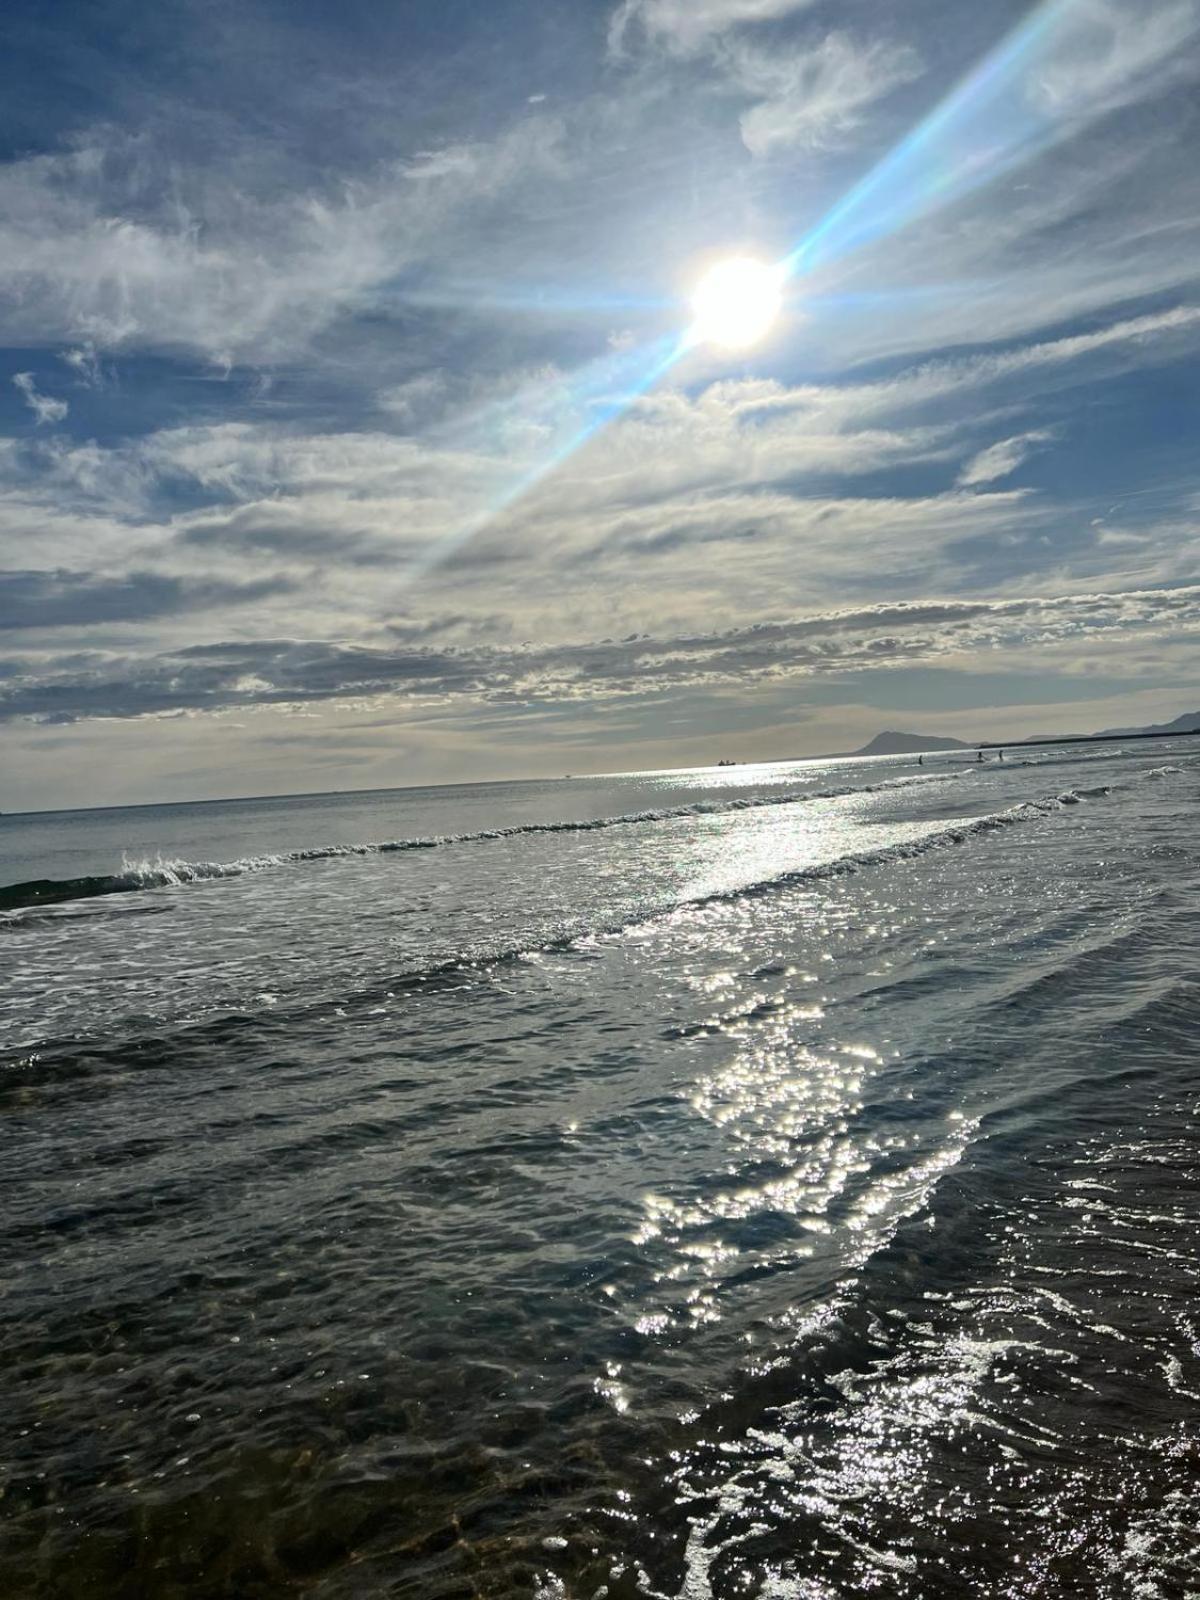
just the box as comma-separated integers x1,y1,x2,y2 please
805,710,1200,766
1095,710,1200,738
848,731,970,757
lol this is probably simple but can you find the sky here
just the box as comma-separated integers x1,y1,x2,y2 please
1,0,1199,808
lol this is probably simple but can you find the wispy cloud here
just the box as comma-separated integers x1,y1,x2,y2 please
1,304,1195,660
608,0,817,58
60,341,104,387
735,307,1200,428
12,372,67,426
958,431,1056,488
730,34,923,156
0,119,567,366
1028,0,1200,121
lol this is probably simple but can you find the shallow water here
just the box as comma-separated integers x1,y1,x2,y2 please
2,747,1198,1597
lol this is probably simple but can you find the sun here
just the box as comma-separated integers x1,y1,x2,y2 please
690,256,784,351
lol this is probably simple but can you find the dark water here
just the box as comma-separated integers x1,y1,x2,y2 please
2,748,1198,1597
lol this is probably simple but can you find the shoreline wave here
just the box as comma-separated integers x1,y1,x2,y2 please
0,772,957,914
5,775,1176,1072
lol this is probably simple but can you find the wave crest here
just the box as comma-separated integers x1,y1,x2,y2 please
0,773,955,914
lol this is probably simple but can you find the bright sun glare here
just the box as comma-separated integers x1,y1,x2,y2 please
690,256,784,351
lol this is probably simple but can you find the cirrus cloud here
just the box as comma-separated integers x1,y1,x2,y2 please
731,34,923,157
608,0,818,58
12,372,68,426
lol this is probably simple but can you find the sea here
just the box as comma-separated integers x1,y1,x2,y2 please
2,744,1199,1599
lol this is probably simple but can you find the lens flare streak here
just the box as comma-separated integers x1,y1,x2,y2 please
410,0,1127,583
403,331,687,581
783,0,1081,277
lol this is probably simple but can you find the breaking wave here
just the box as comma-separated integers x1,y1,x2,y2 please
0,774,1176,1073
0,773,955,914
685,785,1118,909
359,770,1190,981
2,766,1182,919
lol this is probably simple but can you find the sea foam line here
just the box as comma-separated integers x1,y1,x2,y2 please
0,773,955,914
1,765,1182,919
1,771,1179,1066
431,775,1176,985
683,786,1108,912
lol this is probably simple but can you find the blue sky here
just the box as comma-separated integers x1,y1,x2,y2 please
1,0,1198,805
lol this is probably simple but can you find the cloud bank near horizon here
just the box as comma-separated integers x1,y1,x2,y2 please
5,586,1199,727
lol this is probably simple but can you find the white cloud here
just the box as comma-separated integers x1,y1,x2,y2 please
731,34,923,156
1027,0,1200,122
609,0,817,58
762,0,1200,371
60,341,103,387
0,119,567,366
742,307,1200,428
3,304,1195,652
376,372,450,427
12,372,68,425
926,306,1200,394
957,431,1056,488
5,584,1200,726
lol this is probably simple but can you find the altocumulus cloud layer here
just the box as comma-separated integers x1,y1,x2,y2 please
0,0,1198,801
7,589,1200,726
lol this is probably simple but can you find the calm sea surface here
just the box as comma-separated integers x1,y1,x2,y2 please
2,747,1199,1597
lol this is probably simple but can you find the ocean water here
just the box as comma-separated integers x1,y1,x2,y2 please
2,746,1199,1598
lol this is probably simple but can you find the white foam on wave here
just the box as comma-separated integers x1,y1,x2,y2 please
94,774,963,899
5,760,1183,918
684,789,1085,911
